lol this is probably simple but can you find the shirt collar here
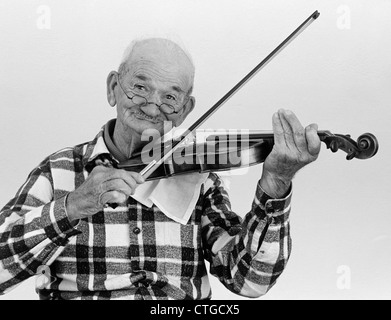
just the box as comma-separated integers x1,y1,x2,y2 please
103,119,128,163
82,119,125,169
82,119,180,170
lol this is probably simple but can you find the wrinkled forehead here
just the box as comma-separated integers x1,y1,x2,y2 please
125,39,194,89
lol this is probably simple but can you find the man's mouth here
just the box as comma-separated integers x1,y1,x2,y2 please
134,111,162,124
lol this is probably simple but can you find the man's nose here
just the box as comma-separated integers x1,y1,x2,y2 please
140,102,161,117
140,94,162,117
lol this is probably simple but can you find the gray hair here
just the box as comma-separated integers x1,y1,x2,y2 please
117,37,195,95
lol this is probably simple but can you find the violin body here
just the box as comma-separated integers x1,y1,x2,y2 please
117,130,378,180
118,138,273,180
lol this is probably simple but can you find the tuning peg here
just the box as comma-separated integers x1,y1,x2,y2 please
346,151,356,160
330,140,339,153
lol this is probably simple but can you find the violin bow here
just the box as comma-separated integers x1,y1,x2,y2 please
139,10,321,179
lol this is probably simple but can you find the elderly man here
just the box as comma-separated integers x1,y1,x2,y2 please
0,38,320,300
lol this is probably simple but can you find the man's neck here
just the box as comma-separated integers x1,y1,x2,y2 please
112,121,145,159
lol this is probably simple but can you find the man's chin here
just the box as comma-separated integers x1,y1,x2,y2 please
133,120,166,136
121,114,171,137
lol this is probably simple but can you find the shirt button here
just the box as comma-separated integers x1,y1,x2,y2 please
133,227,141,235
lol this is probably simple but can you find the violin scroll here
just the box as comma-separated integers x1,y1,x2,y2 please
319,131,379,160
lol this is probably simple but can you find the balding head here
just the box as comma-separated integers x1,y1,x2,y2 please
118,38,195,95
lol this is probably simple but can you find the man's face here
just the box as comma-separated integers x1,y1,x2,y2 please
113,39,195,138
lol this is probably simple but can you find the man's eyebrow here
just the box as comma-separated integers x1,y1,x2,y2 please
134,75,149,81
170,85,185,94
133,74,185,93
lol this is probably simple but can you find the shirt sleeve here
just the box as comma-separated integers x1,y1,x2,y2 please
201,173,292,298
0,158,81,295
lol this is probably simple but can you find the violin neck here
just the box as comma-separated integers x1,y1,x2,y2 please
198,129,331,142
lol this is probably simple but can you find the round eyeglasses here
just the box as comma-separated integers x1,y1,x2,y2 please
116,73,188,115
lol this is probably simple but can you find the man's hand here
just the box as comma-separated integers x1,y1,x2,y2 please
66,166,145,222
260,109,321,198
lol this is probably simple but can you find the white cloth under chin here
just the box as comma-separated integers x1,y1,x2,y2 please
130,173,210,224
128,128,235,225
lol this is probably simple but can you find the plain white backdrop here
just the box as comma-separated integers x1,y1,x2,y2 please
0,0,390,300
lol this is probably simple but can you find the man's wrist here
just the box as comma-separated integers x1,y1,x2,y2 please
260,171,291,199
65,192,80,225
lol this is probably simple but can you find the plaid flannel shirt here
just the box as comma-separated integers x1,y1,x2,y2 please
0,124,292,300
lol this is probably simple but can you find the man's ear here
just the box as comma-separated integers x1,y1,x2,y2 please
106,71,118,107
174,96,195,126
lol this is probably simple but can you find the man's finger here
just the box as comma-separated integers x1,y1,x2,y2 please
99,190,127,206
127,171,146,184
101,179,134,197
272,112,286,147
277,109,296,148
280,109,307,151
104,169,145,189
305,123,321,157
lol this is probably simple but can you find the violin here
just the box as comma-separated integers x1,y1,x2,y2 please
117,10,379,180
117,130,378,180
